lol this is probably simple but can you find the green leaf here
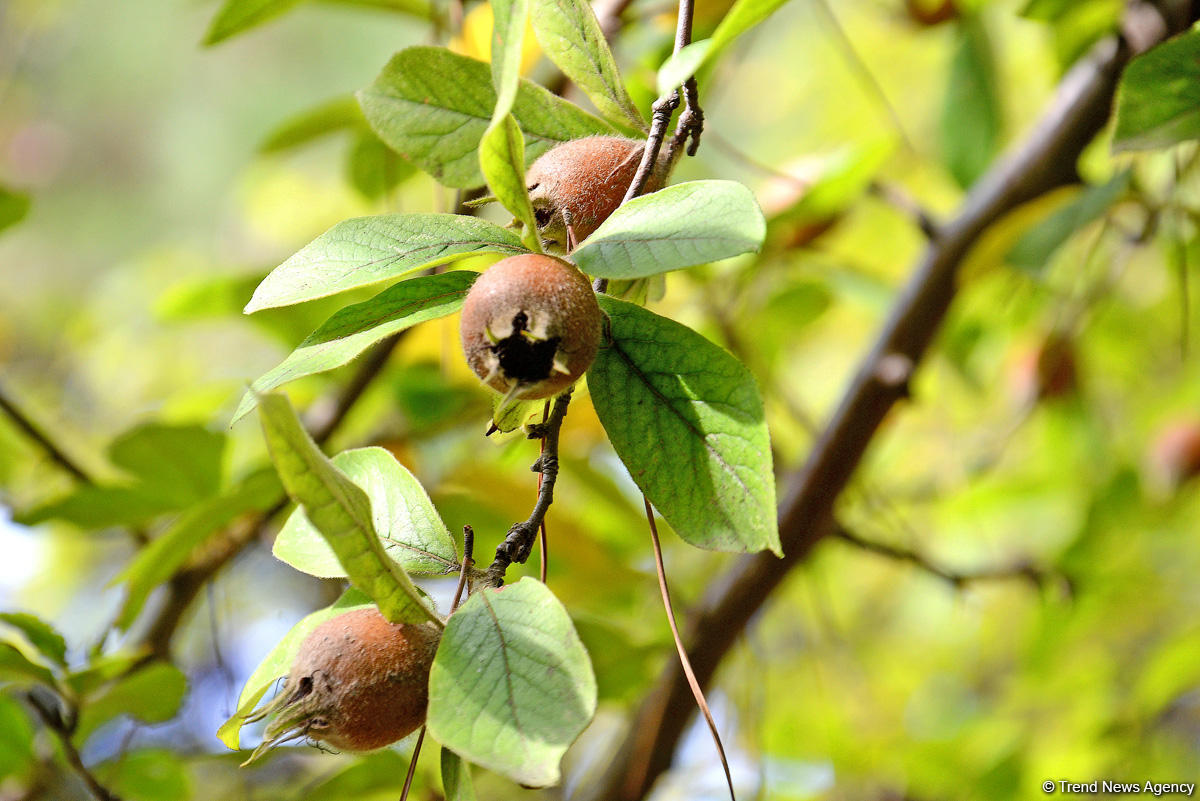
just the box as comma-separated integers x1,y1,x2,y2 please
234,271,478,421
358,47,616,188
260,96,364,153
74,663,187,744
245,214,522,312
112,468,284,630
203,0,303,46
1007,171,1129,273
98,749,191,801
275,446,458,577
0,614,66,667
306,751,413,800
491,395,544,434
479,116,541,251
489,0,528,122
346,131,417,200
655,0,788,95
589,297,779,554
257,392,439,625
0,695,35,781
941,15,1002,188
427,579,596,788
0,185,31,234
0,644,59,689
441,748,477,801
18,423,227,527
218,588,373,750
572,180,765,279
1113,29,1200,153
320,0,432,16
531,0,646,131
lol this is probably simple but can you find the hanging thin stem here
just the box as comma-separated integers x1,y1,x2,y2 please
398,727,427,801
643,496,736,801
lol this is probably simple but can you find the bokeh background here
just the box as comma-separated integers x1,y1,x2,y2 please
2,0,1199,798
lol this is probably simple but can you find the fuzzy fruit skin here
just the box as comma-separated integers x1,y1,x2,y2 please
460,254,601,400
526,136,666,252
276,608,440,752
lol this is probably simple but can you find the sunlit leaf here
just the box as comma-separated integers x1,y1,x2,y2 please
427,579,596,787
274,446,458,577
656,0,789,95
245,215,521,312
572,180,765,278
234,271,478,420
359,46,616,188
1113,29,1200,152
203,0,303,46
218,589,374,750
98,749,191,801
531,0,646,131
257,392,439,625
479,116,541,250
588,297,779,554
0,614,67,667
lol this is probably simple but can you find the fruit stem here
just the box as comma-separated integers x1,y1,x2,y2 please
484,389,572,585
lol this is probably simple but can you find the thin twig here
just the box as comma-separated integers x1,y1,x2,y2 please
27,693,120,801
809,0,914,151
450,526,474,614
398,727,426,801
538,401,550,583
831,524,1056,590
667,0,703,160
484,390,572,585
642,497,735,801
869,181,940,239
0,382,93,484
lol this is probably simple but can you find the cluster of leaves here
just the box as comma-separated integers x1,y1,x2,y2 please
208,0,788,789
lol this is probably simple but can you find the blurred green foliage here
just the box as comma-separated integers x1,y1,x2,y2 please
2,0,1200,798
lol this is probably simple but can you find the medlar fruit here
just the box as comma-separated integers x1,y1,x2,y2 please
526,136,670,252
460,254,602,401
246,607,440,758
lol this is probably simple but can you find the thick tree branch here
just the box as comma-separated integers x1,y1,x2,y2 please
585,6,1195,798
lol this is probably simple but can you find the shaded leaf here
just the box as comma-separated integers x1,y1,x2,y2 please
260,96,364,153
427,579,596,788
441,748,477,801
112,468,283,630
531,0,646,130
0,644,59,689
941,15,1002,188
1007,171,1128,273
0,186,30,234
1113,29,1200,153
257,392,439,625
346,131,416,200
358,46,616,188
274,446,458,577
572,181,765,279
234,271,478,420
245,214,521,312
98,749,191,801
218,589,373,750
588,297,779,554
74,663,187,744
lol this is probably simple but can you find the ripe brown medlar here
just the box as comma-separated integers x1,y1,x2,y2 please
1009,333,1078,405
247,607,440,757
526,136,671,252
460,254,602,401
